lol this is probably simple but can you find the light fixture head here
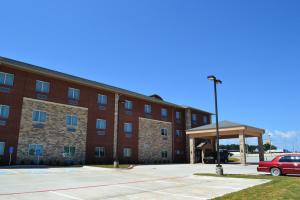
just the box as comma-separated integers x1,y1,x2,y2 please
216,79,222,84
207,75,216,81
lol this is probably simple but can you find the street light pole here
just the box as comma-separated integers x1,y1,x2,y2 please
208,75,223,175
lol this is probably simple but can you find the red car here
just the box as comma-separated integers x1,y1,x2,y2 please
257,154,300,176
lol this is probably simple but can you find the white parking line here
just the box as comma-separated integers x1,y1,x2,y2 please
50,191,84,200
116,184,207,200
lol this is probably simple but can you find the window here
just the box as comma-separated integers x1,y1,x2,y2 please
144,104,152,114
175,111,181,120
0,105,10,119
64,146,76,157
123,148,132,157
36,80,50,93
68,88,80,100
279,156,293,162
124,100,133,110
294,156,300,162
95,147,105,158
97,94,107,105
66,115,78,127
203,115,209,124
32,110,47,123
161,151,168,158
176,130,183,137
124,123,133,133
0,142,5,156
0,72,14,86
161,108,168,118
96,119,106,130
192,114,197,122
161,128,168,136
28,144,43,156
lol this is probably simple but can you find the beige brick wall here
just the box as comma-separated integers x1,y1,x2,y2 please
138,117,172,163
16,98,88,165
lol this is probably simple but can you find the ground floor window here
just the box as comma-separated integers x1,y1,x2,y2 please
63,146,75,157
95,147,105,158
123,148,132,158
28,144,43,156
0,142,5,156
161,151,168,158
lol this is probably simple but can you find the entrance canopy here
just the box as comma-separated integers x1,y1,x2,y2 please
186,121,265,165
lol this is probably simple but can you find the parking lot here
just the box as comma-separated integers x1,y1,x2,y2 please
0,164,268,200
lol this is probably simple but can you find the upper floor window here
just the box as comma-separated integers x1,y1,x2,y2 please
123,148,132,157
161,108,168,118
0,105,10,119
203,115,209,124
144,104,152,114
68,88,80,100
95,147,105,158
28,144,43,156
36,80,50,93
32,110,47,123
175,111,181,120
96,119,106,130
124,100,133,110
97,94,107,105
161,128,168,136
66,115,78,127
124,122,133,134
64,146,75,157
192,114,197,122
176,130,183,137
0,72,14,86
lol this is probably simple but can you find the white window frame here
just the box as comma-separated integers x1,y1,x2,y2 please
0,72,14,86
0,105,10,119
161,128,168,137
36,80,50,93
175,111,181,120
28,144,43,156
66,115,78,127
161,108,168,117
96,119,106,130
97,94,107,105
124,100,133,110
95,147,105,158
124,122,133,133
32,110,47,123
161,151,168,158
68,87,80,100
63,146,76,157
144,104,152,114
123,148,132,158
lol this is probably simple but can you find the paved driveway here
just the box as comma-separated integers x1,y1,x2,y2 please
0,164,268,200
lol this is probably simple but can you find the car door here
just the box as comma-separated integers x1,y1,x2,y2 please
292,156,300,174
278,156,294,174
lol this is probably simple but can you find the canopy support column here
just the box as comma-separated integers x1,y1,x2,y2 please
239,132,247,165
189,137,195,164
258,135,264,161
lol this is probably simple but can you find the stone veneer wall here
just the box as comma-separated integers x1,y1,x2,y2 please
16,97,88,165
138,117,172,163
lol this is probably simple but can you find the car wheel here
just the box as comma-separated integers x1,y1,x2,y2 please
270,168,281,176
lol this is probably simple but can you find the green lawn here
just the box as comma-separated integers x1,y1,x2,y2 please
89,164,132,169
195,173,300,200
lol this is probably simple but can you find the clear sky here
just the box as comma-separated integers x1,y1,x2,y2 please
1,0,299,151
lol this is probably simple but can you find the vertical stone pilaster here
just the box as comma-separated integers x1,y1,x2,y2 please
258,135,264,161
189,137,195,164
239,132,246,165
185,109,192,162
113,94,119,160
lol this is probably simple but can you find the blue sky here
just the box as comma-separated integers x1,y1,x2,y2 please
1,0,299,151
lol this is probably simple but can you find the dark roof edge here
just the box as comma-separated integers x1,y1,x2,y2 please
0,56,212,114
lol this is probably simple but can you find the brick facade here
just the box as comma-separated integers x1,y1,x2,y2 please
0,57,211,165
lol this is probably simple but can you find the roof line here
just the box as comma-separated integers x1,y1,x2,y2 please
0,56,211,114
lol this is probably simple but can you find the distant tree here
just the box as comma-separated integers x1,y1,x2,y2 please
263,143,277,151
